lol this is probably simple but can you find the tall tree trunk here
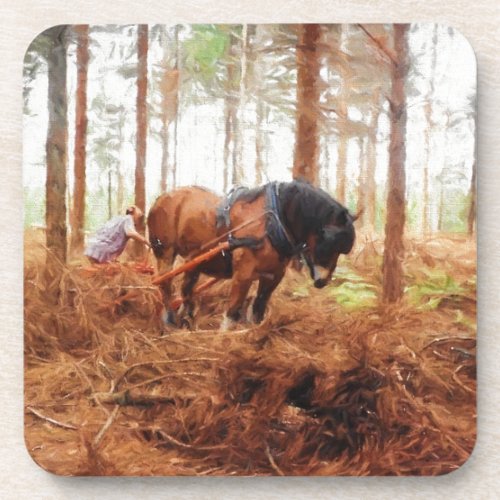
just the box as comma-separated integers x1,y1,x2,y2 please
223,100,232,193
357,136,367,226
224,32,238,191
159,64,179,192
422,25,438,235
335,26,348,203
70,25,89,254
255,99,265,185
336,136,348,202
171,24,180,189
134,24,148,256
233,24,248,186
438,183,444,232
293,24,321,185
45,26,68,282
382,24,409,303
365,93,381,231
467,160,476,235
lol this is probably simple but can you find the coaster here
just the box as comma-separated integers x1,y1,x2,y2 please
23,23,476,476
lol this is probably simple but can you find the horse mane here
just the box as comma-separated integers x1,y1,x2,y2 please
280,180,350,230
232,185,267,204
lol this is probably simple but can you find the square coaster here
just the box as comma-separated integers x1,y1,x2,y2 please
23,23,476,476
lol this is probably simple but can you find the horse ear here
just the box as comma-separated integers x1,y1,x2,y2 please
351,207,364,222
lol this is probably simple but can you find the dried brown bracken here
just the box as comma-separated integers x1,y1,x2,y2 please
24,230,476,476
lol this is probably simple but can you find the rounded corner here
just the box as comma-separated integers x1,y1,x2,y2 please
436,24,477,76
23,24,70,67
23,419,68,476
436,430,478,477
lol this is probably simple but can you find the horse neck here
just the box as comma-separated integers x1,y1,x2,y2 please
278,182,324,244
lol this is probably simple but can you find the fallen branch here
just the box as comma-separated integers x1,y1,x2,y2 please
115,357,218,389
155,430,227,451
265,443,285,476
92,390,179,406
27,406,78,430
93,405,120,448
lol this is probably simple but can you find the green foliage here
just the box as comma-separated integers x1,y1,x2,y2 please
183,25,230,92
327,267,378,310
405,268,467,310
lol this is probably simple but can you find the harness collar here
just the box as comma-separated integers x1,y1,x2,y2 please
265,182,306,259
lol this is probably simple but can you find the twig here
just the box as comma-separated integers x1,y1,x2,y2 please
92,390,179,406
423,336,476,351
265,443,285,476
357,24,398,66
452,366,475,395
155,430,227,451
115,357,218,389
26,406,78,430
93,405,120,448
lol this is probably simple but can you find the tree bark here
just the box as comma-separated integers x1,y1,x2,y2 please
422,25,438,235
255,99,265,186
171,25,180,190
382,24,409,303
224,32,238,191
70,25,89,254
45,26,68,280
365,95,381,231
134,24,148,251
356,136,367,226
293,24,321,185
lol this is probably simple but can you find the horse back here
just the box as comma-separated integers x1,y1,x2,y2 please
148,187,221,257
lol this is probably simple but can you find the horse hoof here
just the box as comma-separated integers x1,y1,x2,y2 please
161,309,178,327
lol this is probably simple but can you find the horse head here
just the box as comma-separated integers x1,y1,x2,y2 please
304,207,357,288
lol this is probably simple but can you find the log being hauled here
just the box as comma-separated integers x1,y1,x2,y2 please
152,242,230,286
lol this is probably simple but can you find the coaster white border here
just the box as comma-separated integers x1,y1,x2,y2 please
3,2,499,498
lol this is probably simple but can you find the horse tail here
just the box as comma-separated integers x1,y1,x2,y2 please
147,197,168,258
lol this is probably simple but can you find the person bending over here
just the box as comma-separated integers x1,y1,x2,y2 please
84,205,150,264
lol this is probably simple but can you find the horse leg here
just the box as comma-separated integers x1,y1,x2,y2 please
179,270,200,329
156,248,177,326
251,269,285,323
222,254,255,330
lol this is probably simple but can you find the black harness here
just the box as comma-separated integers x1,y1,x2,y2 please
216,182,308,259
264,182,307,259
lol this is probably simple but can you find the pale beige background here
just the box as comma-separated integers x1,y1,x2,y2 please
1,1,498,498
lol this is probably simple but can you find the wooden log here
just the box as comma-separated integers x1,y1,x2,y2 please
152,242,230,285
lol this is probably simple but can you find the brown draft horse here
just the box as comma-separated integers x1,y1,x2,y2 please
147,181,357,329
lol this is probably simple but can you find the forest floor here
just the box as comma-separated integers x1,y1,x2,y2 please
23,229,476,476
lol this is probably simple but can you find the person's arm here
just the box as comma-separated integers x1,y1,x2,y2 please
125,228,151,247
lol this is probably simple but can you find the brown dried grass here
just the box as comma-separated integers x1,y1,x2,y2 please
24,231,476,476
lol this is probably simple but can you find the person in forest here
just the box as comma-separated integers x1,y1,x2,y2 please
84,205,150,264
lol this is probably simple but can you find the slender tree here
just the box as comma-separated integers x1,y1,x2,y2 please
223,31,238,192
365,91,381,230
422,25,438,235
159,57,179,192
171,24,180,189
70,25,89,254
293,24,321,185
382,24,409,303
45,26,69,278
134,24,148,253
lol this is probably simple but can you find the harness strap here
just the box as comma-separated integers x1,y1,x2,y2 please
266,182,306,258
